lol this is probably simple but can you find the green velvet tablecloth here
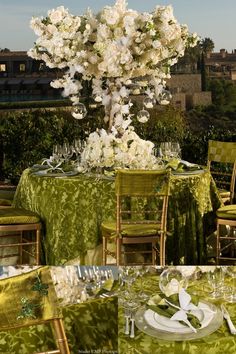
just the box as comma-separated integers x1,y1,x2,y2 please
13,169,222,265
0,295,118,354
119,272,236,354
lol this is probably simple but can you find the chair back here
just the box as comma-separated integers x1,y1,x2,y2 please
207,140,236,204
115,169,171,232
0,266,70,354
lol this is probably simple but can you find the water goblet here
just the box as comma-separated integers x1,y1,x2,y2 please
224,266,236,303
135,266,150,302
160,142,172,160
207,267,224,299
171,142,181,159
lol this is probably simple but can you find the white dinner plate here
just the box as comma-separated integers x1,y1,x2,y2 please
135,301,223,341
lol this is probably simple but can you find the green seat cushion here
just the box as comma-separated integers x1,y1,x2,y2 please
218,188,230,198
0,208,40,224
101,221,160,237
0,190,15,200
216,204,236,220
0,199,12,206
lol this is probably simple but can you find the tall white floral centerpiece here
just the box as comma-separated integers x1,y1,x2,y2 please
28,0,198,170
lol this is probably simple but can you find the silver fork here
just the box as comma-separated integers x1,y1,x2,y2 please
124,308,131,335
221,304,236,335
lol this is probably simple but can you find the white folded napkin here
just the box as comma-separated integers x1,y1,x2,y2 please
145,289,215,333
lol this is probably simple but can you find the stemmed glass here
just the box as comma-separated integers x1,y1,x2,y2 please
207,267,225,299
224,266,236,303
74,139,86,163
160,142,181,160
135,266,150,302
62,142,74,162
171,143,181,158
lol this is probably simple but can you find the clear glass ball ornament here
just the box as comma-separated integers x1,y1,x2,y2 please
158,90,172,105
72,103,87,119
92,94,103,103
159,267,188,296
143,97,155,109
137,109,150,123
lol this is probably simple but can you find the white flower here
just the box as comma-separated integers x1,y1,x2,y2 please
48,6,66,24
29,0,197,169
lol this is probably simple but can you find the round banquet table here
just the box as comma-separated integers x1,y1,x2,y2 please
12,168,222,265
119,271,236,354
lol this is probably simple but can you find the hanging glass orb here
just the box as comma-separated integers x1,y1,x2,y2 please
143,97,155,109
130,83,141,95
158,90,172,105
92,94,103,103
72,103,87,120
159,267,188,296
137,109,150,123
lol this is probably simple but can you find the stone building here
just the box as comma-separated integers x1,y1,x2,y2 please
0,51,60,101
167,74,212,110
0,51,212,109
205,49,236,80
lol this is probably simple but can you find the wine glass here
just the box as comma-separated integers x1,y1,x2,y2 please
135,266,150,302
171,143,181,158
207,267,224,299
224,266,236,303
160,142,172,160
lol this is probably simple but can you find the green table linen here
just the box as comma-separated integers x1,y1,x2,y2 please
13,169,222,265
119,273,236,354
0,296,118,354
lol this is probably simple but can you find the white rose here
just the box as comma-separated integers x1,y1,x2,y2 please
49,7,66,24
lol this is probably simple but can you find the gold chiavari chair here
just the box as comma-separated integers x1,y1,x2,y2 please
0,207,41,265
207,140,236,205
0,266,70,354
102,169,171,266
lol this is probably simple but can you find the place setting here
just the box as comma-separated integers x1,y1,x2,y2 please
119,266,236,348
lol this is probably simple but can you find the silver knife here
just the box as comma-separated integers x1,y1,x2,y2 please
221,304,236,335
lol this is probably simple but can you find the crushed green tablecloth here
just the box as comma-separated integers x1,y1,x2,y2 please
0,296,118,354
12,169,222,265
119,272,236,354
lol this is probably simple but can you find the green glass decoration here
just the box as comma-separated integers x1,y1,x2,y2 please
17,297,40,320
31,272,49,296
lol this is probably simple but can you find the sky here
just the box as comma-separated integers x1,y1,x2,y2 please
0,0,236,52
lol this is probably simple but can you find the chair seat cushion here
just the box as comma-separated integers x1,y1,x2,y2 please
0,199,12,206
0,208,40,224
218,189,230,198
216,204,236,220
101,221,160,237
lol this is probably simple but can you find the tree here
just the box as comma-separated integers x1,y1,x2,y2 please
201,38,214,54
0,48,10,52
171,37,215,73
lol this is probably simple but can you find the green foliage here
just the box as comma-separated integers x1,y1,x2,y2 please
131,104,186,145
0,103,236,184
0,99,71,110
207,79,236,106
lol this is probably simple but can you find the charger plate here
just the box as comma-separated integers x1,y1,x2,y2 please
32,170,79,177
134,301,223,341
172,169,205,176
